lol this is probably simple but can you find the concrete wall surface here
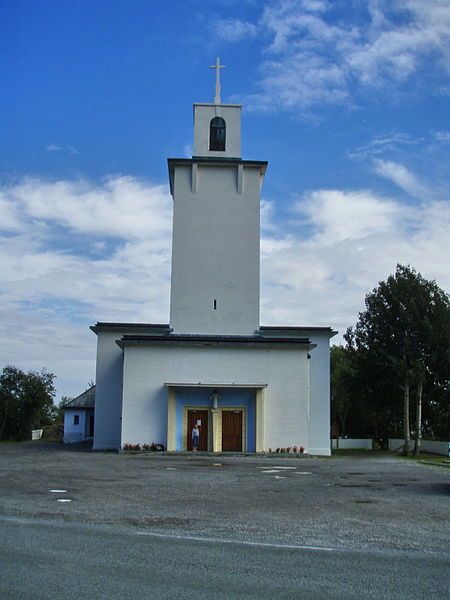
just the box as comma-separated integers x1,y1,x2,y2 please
170,163,261,335
193,104,241,158
64,409,87,444
332,438,373,450
389,438,450,456
121,344,320,452
258,329,333,456
304,332,332,456
93,330,126,449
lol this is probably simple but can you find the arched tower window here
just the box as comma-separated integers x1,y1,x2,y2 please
209,117,226,151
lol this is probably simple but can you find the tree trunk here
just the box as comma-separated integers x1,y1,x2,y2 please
402,378,410,456
0,398,9,440
339,409,347,439
413,379,423,457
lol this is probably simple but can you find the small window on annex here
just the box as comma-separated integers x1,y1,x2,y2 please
209,117,226,151
73,415,80,425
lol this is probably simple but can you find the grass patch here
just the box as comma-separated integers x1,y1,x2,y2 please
331,449,386,457
396,452,450,467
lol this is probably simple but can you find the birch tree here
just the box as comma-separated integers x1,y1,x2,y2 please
345,265,450,456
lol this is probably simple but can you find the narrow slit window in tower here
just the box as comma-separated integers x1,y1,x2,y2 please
209,117,226,151
213,299,217,310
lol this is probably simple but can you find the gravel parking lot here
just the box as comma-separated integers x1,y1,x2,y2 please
1,442,449,553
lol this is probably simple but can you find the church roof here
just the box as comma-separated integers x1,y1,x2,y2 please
63,385,95,409
90,322,171,334
90,322,336,344
260,326,338,337
116,333,314,350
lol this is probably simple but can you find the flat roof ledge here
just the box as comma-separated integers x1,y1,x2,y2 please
259,326,338,338
116,334,315,351
91,322,171,335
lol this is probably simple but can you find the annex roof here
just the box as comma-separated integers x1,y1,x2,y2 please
63,385,95,409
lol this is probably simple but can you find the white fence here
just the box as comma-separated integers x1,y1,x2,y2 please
31,429,43,440
388,438,450,456
331,438,373,450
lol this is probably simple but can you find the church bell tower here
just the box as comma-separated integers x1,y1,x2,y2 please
168,59,267,335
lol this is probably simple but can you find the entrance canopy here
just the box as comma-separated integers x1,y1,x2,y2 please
165,383,266,452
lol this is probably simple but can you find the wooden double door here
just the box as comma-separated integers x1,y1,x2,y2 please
222,410,243,452
187,410,209,451
187,408,244,452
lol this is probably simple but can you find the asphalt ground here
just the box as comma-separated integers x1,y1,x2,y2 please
0,442,449,599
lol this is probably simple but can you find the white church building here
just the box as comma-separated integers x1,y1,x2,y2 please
91,62,336,455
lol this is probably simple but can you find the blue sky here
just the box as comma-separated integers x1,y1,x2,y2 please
1,0,449,399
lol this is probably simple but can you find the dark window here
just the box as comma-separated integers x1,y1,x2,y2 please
73,415,79,425
209,117,226,151
214,299,217,310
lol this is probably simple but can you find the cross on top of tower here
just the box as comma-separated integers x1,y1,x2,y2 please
210,57,225,104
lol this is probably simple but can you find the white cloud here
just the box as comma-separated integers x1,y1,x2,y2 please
347,132,418,160
46,143,79,155
214,18,258,43
0,176,173,397
434,130,450,143
248,53,349,111
373,159,428,197
0,196,24,232
3,175,171,240
241,0,450,112
0,303,96,397
46,144,64,152
261,189,450,335
296,189,400,244
1,175,449,398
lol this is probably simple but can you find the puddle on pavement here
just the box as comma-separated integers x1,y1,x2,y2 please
130,516,194,527
271,466,297,470
338,484,373,488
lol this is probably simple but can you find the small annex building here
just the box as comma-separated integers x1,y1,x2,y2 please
91,64,336,455
63,385,95,443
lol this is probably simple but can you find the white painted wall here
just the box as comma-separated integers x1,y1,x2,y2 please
305,332,332,455
170,163,262,334
259,329,334,456
64,409,86,443
120,344,322,452
193,104,241,158
93,330,125,449
389,438,450,456
332,438,373,449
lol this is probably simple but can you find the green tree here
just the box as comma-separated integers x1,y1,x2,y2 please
0,365,56,441
331,345,355,439
345,265,450,455
51,396,73,423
